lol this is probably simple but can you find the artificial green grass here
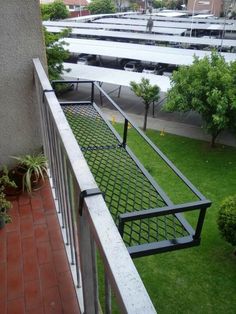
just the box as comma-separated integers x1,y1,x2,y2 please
115,126,236,314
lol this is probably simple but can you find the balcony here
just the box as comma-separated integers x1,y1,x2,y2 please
0,59,157,313
1,58,210,313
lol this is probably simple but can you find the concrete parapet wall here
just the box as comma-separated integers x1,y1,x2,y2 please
0,0,47,166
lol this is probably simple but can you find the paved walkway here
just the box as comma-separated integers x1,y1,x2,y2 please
62,83,236,147
0,181,80,314
101,107,236,147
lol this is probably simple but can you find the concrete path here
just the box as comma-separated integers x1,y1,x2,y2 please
62,82,236,147
101,107,236,147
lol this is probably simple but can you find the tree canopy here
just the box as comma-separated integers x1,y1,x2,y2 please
153,0,183,9
130,78,160,131
87,0,116,14
164,52,236,147
44,28,70,80
41,0,69,21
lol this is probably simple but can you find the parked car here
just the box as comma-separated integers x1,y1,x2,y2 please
77,54,97,65
142,64,158,75
124,61,141,72
161,65,178,77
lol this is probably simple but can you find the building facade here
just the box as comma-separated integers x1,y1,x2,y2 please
187,0,224,17
40,0,89,17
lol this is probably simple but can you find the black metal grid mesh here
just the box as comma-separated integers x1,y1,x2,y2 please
62,104,189,248
64,104,118,150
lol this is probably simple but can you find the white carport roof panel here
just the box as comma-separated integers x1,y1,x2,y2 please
46,26,236,47
43,21,187,35
95,17,236,31
63,38,236,64
124,14,233,25
63,63,171,92
155,11,187,17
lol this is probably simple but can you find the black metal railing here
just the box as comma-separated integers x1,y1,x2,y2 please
52,79,211,258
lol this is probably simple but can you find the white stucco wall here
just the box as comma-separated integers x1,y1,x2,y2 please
0,1,47,165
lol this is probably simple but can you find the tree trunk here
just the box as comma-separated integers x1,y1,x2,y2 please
211,131,221,148
143,103,149,132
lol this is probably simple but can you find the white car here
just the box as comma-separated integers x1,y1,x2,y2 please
124,61,140,72
142,65,158,75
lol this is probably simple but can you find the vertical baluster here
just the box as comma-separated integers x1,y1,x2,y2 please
78,204,99,314
105,274,112,314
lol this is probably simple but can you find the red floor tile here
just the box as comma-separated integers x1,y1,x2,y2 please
58,271,77,303
0,235,6,262
0,297,6,314
10,200,19,217
39,263,58,289
7,297,25,314
6,215,20,232
49,228,64,251
7,268,24,300
43,286,63,314
37,242,53,264
18,193,30,206
7,232,22,270
0,262,7,300
20,216,34,238
31,196,43,210
22,237,36,255
32,208,46,225
19,204,32,217
46,213,59,227
34,224,49,243
25,280,42,311
23,252,39,282
2,183,80,313
52,249,70,274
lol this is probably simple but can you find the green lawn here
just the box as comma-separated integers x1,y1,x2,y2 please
118,126,236,314
66,109,236,313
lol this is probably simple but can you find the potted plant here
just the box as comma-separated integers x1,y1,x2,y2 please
11,153,48,193
0,166,19,196
0,190,12,229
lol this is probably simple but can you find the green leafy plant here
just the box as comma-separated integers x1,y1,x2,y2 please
130,78,160,131
12,153,48,193
0,181,12,228
0,166,17,189
164,52,236,147
217,195,236,252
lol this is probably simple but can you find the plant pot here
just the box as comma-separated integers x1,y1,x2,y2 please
31,174,45,191
0,216,5,229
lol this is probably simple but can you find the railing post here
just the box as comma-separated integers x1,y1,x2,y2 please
105,274,112,314
91,81,95,104
78,207,99,314
193,207,207,240
122,118,129,148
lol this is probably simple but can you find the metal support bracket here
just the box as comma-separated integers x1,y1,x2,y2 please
42,89,54,103
79,188,104,216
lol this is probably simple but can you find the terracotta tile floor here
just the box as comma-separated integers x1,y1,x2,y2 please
0,181,80,314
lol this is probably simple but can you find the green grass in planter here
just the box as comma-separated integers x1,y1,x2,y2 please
113,123,236,314
65,109,236,313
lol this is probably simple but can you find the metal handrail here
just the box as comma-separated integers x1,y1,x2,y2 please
33,59,156,314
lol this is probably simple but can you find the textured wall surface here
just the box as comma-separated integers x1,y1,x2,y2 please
187,0,223,17
0,0,47,165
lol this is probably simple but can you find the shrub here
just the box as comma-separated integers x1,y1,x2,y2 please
217,195,236,248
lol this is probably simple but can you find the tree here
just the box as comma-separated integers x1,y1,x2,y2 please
130,78,160,131
164,52,236,147
217,195,236,254
87,0,116,14
44,28,70,80
153,0,182,9
41,0,69,21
